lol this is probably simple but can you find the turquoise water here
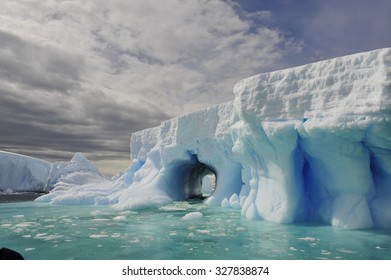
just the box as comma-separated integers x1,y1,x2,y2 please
0,200,390,260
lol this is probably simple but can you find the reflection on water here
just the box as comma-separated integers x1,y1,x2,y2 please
0,201,390,260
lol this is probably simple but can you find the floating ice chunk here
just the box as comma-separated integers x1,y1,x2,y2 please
113,215,126,221
89,234,109,239
297,237,318,242
182,212,203,221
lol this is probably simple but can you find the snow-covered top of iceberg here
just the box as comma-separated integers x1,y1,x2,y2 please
130,101,236,162
234,47,390,123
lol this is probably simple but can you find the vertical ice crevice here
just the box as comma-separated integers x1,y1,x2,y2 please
298,121,374,229
365,122,391,228
231,120,305,223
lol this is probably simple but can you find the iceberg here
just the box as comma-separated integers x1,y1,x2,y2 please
44,152,102,191
30,48,391,229
0,151,51,192
0,151,102,195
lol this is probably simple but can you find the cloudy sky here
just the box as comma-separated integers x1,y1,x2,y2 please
1,0,390,175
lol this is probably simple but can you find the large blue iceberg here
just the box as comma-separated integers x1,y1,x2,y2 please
9,48,391,229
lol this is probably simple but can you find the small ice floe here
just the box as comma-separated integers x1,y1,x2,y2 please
336,248,357,254
92,218,110,222
34,233,63,241
113,215,126,221
182,212,203,221
297,237,318,242
13,215,24,218
90,210,105,216
375,246,386,250
24,248,36,252
89,234,109,239
289,247,298,251
14,222,39,228
236,227,245,231
321,250,332,255
196,229,210,234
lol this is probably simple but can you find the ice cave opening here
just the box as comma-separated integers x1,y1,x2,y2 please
167,154,217,201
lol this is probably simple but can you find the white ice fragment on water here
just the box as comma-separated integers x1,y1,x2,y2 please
24,248,36,252
89,234,109,238
90,210,105,216
196,229,210,234
14,222,39,228
297,237,318,242
182,212,203,221
113,215,126,221
336,248,357,254
34,233,63,241
92,218,110,222
289,247,297,251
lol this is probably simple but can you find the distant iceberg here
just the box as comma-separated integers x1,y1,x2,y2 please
4,48,391,229
0,151,51,192
0,151,101,194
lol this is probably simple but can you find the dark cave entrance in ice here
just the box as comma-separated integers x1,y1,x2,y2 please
168,154,217,200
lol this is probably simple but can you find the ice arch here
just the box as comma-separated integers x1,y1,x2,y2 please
164,154,217,200
163,152,243,204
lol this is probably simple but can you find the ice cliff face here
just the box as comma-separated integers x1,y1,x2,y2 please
126,48,391,229
0,151,51,192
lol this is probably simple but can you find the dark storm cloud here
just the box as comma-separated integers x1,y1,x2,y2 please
0,30,84,93
0,85,169,162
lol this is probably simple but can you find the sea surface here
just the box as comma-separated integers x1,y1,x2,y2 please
0,200,390,260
